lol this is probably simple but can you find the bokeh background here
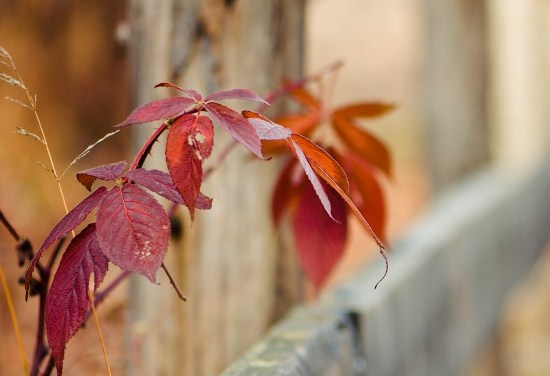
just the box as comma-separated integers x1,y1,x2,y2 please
1,1,549,375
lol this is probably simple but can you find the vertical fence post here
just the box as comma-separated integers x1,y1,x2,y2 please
127,1,305,374
422,0,489,191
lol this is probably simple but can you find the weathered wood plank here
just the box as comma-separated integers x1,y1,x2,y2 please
223,160,550,375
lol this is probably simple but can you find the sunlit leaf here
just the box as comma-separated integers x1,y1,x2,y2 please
243,110,292,140
286,137,334,220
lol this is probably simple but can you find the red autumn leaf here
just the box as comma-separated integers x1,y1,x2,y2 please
332,114,392,176
205,88,269,105
165,114,204,219
125,168,212,210
271,158,303,225
192,115,215,160
332,103,395,119
242,110,292,140
25,186,108,298
95,184,170,282
289,134,384,250
45,223,108,375
339,151,387,243
205,102,264,159
155,82,203,101
115,97,196,128
293,181,347,289
286,136,334,220
76,161,128,191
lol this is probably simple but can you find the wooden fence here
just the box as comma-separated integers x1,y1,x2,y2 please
222,160,550,375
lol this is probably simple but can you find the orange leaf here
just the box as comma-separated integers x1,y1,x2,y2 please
333,102,394,119
332,114,392,176
340,151,387,243
282,78,321,111
290,134,349,194
276,113,320,136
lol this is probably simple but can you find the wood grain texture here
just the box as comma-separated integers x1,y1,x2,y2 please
127,1,305,374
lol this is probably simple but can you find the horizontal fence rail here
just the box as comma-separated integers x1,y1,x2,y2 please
222,160,550,376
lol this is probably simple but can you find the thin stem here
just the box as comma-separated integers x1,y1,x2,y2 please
129,123,169,171
203,139,238,179
84,271,131,322
0,210,21,240
161,263,187,301
87,289,112,376
0,264,28,375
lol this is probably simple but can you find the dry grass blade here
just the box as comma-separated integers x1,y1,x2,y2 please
0,46,12,60
0,73,25,89
5,96,31,109
0,264,29,375
59,130,120,180
15,126,45,144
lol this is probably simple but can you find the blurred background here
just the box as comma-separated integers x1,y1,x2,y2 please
1,0,549,375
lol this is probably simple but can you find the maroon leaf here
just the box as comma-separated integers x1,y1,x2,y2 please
125,168,212,210
96,184,170,282
166,115,203,219
205,102,264,159
155,82,203,101
45,223,108,375
115,97,196,128
242,110,292,141
293,181,347,289
271,158,303,225
205,88,269,105
25,186,108,298
76,161,127,191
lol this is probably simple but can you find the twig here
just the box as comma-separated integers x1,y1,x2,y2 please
0,210,20,240
87,289,112,376
0,264,28,375
161,263,187,301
